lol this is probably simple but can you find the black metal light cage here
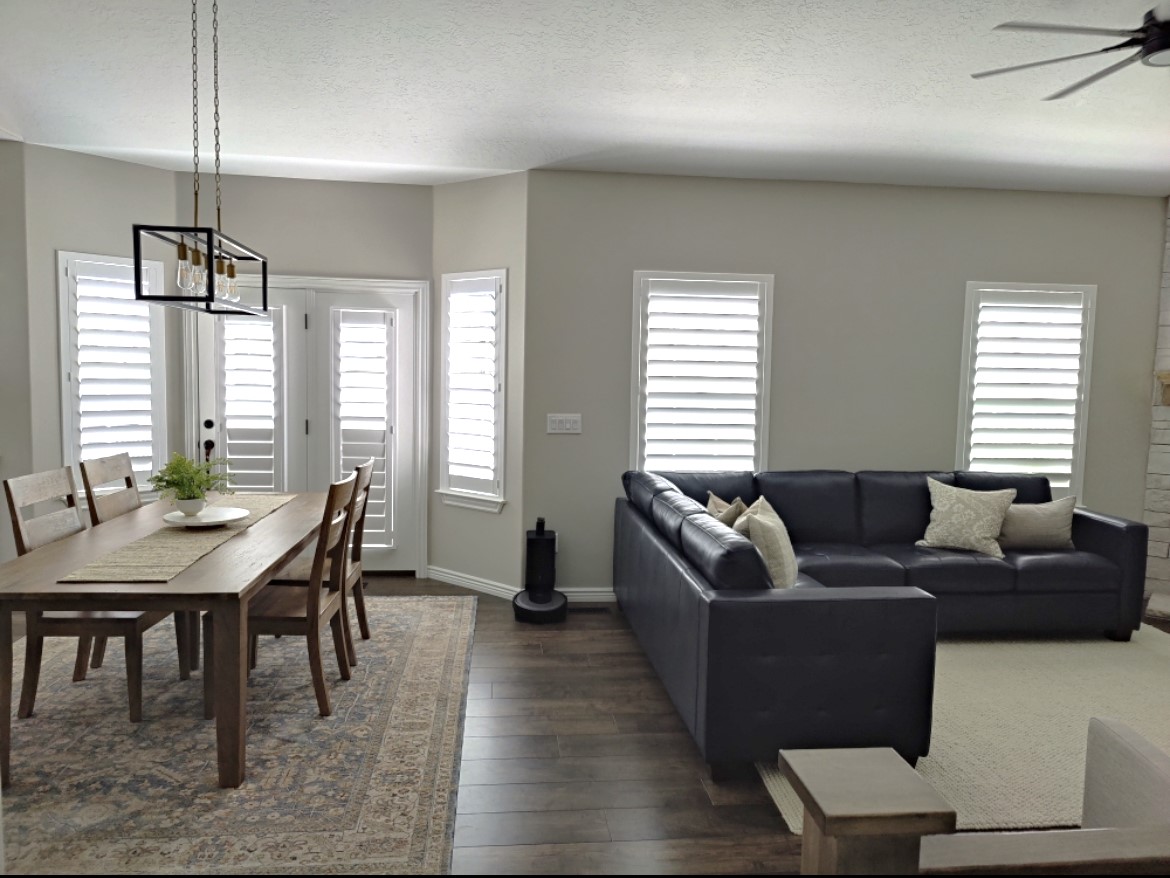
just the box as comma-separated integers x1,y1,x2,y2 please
133,224,269,316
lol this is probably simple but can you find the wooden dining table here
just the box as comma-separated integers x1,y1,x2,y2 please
0,491,326,789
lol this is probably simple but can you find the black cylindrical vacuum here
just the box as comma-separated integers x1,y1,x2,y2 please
513,517,567,623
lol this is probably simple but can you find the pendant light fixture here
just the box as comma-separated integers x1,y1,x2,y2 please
133,0,268,316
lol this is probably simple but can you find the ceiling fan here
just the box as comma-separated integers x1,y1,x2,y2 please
972,3,1170,99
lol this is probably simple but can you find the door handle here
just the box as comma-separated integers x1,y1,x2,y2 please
203,439,216,463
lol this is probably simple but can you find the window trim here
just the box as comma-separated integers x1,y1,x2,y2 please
955,280,1096,499
437,268,507,514
57,251,167,482
629,270,773,473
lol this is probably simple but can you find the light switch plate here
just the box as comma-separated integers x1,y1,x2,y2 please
546,413,582,434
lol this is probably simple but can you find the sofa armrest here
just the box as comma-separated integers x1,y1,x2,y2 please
697,587,937,765
1072,509,1148,631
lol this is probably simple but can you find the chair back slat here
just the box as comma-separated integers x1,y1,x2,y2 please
81,453,141,526
307,473,357,618
349,459,376,567
4,467,87,555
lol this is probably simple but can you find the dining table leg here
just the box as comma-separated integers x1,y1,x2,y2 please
0,608,12,788
211,600,247,788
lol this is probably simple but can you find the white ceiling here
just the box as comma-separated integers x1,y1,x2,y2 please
1,0,1168,194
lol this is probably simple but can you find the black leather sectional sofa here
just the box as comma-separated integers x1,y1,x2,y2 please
613,469,1148,772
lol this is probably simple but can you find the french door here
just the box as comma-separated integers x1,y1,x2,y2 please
195,279,425,571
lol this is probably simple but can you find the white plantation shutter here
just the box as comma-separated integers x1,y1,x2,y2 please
959,283,1095,498
216,309,284,491
439,270,506,509
334,309,393,545
633,273,772,472
59,254,166,484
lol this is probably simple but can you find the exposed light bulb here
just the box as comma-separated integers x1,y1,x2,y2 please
225,261,240,302
190,248,207,296
176,240,194,292
214,257,228,300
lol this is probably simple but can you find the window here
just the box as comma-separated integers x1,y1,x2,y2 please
631,271,772,472
216,308,285,491
957,282,1096,498
58,252,167,485
438,270,506,512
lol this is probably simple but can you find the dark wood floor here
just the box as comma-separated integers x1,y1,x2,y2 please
365,576,799,875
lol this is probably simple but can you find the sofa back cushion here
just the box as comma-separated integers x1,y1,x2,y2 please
679,514,773,590
656,471,758,507
622,471,680,518
954,471,1053,504
650,491,707,549
859,471,955,545
754,470,859,544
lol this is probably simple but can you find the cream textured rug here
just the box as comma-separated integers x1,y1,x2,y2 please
4,595,475,874
61,494,295,583
759,627,1170,833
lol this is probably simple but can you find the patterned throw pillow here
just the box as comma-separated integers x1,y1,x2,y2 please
731,496,799,588
917,478,1016,559
707,492,748,527
998,496,1076,550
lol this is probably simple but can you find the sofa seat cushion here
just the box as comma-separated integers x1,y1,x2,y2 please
794,543,906,589
874,543,1015,594
790,573,828,589
1006,550,1121,594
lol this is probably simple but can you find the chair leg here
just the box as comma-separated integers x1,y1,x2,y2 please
18,634,44,718
353,578,371,640
306,628,332,717
201,613,215,720
73,636,93,682
90,636,107,669
339,591,358,668
248,634,258,671
126,636,143,723
330,613,352,681
187,611,200,671
175,614,191,681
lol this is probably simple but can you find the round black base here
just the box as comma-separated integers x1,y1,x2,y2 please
513,590,568,624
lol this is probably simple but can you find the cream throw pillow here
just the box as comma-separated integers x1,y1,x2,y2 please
916,478,1016,559
707,492,748,527
998,496,1076,550
732,496,799,588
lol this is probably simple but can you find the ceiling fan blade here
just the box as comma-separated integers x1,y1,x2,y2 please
971,46,1131,80
1043,51,1142,100
995,21,1140,38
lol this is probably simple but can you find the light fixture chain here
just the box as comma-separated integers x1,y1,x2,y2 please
212,0,222,231
191,0,200,228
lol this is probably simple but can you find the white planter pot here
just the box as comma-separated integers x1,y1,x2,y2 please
176,498,207,516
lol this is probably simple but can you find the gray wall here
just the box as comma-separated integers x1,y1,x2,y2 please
0,142,31,560
524,170,1165,590
431,173,528,587
177,173,433,280
22,145,178,474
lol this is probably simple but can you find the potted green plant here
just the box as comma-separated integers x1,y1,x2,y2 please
149,453,232,516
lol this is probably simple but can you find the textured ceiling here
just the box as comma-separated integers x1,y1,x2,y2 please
1,0,1168,193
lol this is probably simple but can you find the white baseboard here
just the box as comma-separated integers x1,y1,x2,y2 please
427,566,519,600
425,567,618,604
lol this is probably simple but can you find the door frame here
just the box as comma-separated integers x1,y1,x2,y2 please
184,273,431,578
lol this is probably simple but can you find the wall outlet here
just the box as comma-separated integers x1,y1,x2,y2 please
546,413,582,434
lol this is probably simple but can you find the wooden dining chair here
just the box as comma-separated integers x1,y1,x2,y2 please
80,453,198,679
203,472,358,718
3,466,172,722
269,458,376,667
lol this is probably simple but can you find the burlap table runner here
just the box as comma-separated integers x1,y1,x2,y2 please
60,494,296,583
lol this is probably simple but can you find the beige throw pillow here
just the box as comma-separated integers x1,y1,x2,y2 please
916,478,1016,559
732,496,799,588
707,492,748,527
998,496,1076,550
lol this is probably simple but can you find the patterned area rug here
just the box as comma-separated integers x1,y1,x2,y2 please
4,595,475,874
759,626,1170,834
